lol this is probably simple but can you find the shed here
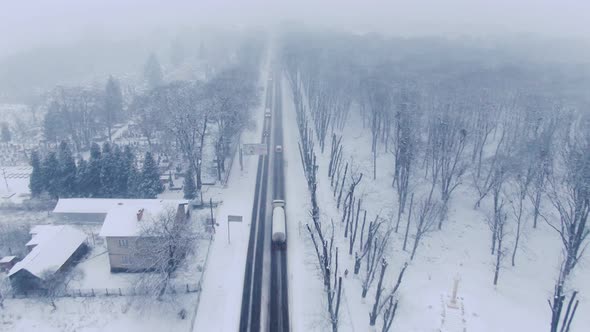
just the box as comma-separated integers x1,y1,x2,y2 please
0,256,18,272
8,225,88,292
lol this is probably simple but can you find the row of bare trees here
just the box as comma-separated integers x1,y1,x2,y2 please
281,28,589,331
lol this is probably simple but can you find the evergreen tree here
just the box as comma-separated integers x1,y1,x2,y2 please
127,163,140,198
43,102,63,143
57,141,77,197
143,53,163,89
183,167,197,200
100,142,117,197
118,145,135,197
104,76,123,141
29,150,45,197
42,152,60,199
87,143,102,197
76,159,90,197
139,151,163,198
1,122,11,142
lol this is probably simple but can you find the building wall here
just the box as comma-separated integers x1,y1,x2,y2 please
105,236,157,272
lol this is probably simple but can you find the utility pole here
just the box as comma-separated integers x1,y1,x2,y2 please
1,168,9,193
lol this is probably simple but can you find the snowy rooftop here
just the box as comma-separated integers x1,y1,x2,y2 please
27,225,61,247
8,225,87,279
52,198,177,214
99,199,188,237
0,256,17,264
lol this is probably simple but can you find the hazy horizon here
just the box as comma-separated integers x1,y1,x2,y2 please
2,0,590,57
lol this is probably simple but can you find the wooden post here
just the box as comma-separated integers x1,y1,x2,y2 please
448,275,460,309
210,198,215,231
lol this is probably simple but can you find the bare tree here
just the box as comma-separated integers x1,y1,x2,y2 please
544,123,590,278
369,260,408,327
391,95,418,233
39,269,84,310
410,194,441,260
489,199,507,286
207,66,258,180
134,204,195,299
164,82,212,191
426,103,468,229
307,216,343,332
548,266,581,332
361,225,393,298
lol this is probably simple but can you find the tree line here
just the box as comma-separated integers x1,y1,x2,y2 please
29,141,163,200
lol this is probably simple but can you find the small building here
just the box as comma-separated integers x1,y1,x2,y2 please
0,256,18,272
99,199,189,272
8,225,88,292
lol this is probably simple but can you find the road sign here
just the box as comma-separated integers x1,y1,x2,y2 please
242,143,267,156
227,215,243,244
228,215,243,222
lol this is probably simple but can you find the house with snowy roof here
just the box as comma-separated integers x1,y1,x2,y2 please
8,225,88,292
97,199,190,272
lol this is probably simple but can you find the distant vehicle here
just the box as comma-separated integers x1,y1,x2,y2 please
275,145,283,153
265,108,272,118
272,200,286,248
263,131,269,137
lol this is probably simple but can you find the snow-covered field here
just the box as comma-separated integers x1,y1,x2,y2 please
281,74,590,332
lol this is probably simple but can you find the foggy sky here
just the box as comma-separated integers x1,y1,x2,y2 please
2,0,589,56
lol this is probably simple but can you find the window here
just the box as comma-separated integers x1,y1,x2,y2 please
121,255,132,265
118,239,129,247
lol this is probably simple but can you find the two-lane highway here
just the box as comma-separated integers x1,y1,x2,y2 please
239,66,290,332
239,71,273,332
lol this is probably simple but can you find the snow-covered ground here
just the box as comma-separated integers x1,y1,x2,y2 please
191,53,270,332
1,295,196,332
281,73,590,332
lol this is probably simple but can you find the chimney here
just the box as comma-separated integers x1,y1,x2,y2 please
136,208,144,221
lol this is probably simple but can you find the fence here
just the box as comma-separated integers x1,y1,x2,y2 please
189,227,215,330
6,282,201,299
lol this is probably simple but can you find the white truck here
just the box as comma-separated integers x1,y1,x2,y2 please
271,199,286,248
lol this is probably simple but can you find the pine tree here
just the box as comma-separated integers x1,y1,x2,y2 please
183,167,197,200
143,53,163,89
87,143,102,197
139,151,163,198
43,102,63,143
1,122,11,142
100,142,117,197
119,145,136,197
29,150,45,197
42,152,60,199
127,163,140,198
57,141,77,197
104,76,123,141
76,159,90,197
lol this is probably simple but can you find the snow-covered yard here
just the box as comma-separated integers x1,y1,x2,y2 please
1,294,196,332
